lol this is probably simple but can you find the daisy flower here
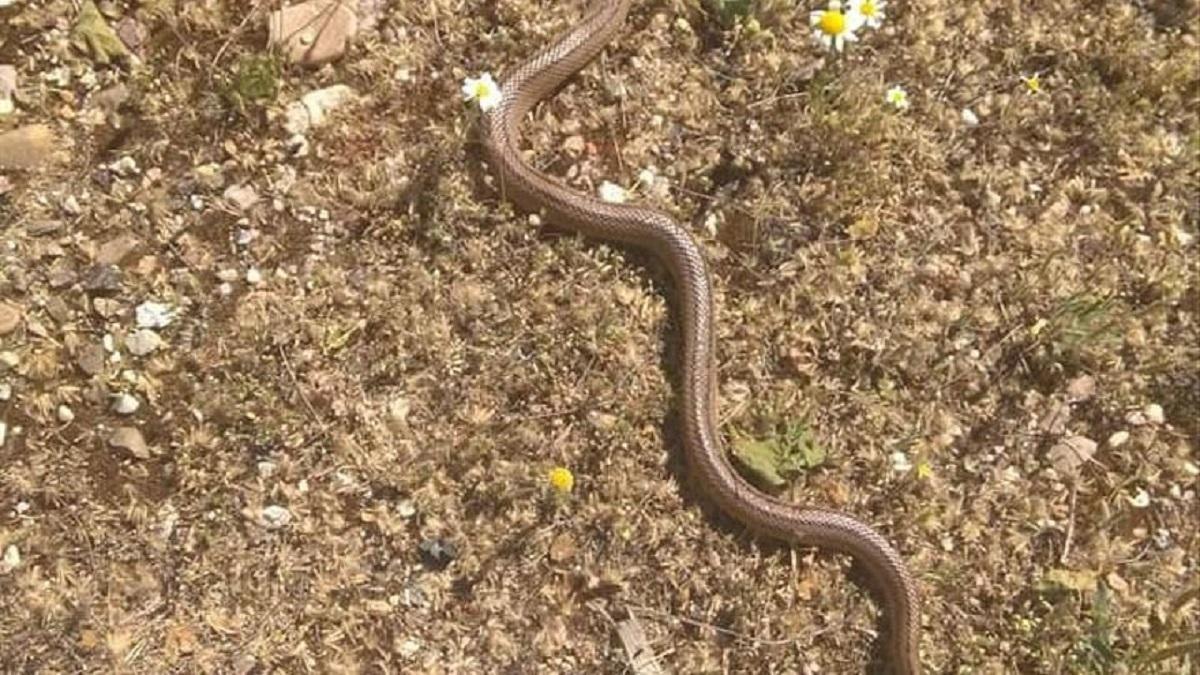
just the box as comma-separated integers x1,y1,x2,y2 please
848,0,886,29
885,85,910,110
810,1,860,53
461,73,502,112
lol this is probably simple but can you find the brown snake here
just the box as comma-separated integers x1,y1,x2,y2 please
479,1,921,671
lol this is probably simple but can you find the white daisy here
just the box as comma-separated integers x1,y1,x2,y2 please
461,73,502,113
848,0,887,29
810,1,860,53
885,85,910,110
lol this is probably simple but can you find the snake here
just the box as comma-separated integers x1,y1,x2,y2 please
479,1,921,671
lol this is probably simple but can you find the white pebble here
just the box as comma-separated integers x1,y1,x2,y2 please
1107,430,1129,448
56,405,74,423
0,382,10,401
245,268,263,285
890,451,913,474
961,108,980,127
0,544,19,574
135,301,176,328
1143,403,1165,425
112,393,140,415
259,505,292,529
598,181,628,204
1127,488,1151,509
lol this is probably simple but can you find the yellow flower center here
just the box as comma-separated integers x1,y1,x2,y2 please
473,81,491,98
819,10,847,35
860,0,877,16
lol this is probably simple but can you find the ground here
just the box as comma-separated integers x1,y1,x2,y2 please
0,0,1197,673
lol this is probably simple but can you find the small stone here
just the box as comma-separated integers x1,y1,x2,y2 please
0,544,19,574
112,392,140,414
223,184,260,212
245,268,263,285
259,505,292,529
562,135,585,155
125,329,162,356
96,234,140,265
0,64,16,116
108,426,149,458
1065,375,1096,403
268,0,359,66
0,351,19,369
0,383,10,401
0,125,56,169
115,16,148,54
285,84,358,134
548,532,577,563
1107,430,1130,448
1143,403,1165,425
57,405,75,423
397,638,420,658
135,301,176,328
0,302,21,335
396,500,416,518
82,263,123,292
961,108,980,127
76,344,106,376
1048,435,1097,479
418,538,457,570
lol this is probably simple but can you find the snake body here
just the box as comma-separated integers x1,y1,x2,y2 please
480,1,921,671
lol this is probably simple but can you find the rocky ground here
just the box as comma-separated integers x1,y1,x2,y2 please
0,0,1197,673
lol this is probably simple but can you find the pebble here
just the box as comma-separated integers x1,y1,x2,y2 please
57,405,75,423
112,392,140,414
135,301,176,328
268,0,359,66
1107,430,1130,448
0,124,56,169
1048,435,1097,479
285,84,358,134
396,499,416,518
0,301,21,335
0,351,18,369
76,343,106,376
245,267,263,285
0,64,15,116
82,263,123,292
108,426,149,458
125,329,162,356
259,505,292,529
223,184,260,212
1143,403,1165,425
418,538,457,570
96,233,140,265
0,544,19,574
0,382,10,401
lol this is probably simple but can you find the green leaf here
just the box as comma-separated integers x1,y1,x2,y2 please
731,421,825,489
730,435,787,488
72,1,129,65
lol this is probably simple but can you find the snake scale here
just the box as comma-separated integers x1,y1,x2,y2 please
479,1,921,671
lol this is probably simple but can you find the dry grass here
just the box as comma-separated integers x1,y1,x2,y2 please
0,0,1197,672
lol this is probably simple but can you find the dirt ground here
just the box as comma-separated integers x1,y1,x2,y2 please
1,0,1197,673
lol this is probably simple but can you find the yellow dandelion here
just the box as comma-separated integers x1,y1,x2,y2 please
548,467,575,493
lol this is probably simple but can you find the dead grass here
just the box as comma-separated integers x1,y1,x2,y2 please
0,0,1197,672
